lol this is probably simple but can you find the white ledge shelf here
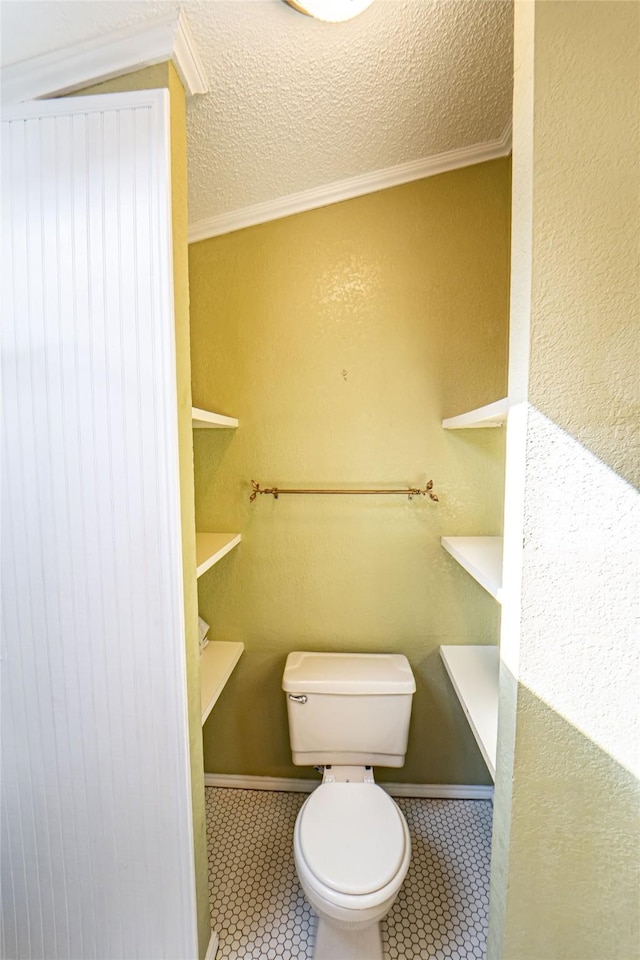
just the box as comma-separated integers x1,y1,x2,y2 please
440,645,499,779
442,398,507,429
201,641,244,724
441,536,503,603
196,532,241,578
192,407,238,429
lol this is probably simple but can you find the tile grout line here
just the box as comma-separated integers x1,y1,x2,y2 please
205,787,492,960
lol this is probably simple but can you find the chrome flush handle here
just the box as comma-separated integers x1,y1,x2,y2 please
288,694,308,704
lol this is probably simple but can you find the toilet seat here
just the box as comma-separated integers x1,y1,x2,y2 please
295,782,409,904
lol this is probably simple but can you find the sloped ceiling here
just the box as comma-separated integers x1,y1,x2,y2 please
1,0,513,226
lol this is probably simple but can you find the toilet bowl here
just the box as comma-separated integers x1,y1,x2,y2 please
282,651,416,960
293,775,411,959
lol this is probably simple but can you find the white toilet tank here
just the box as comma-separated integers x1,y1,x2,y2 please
282,652,416,768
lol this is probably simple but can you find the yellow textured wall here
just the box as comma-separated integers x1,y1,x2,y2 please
71,63,171,96
74,64,211,959
489,3,640,958
190,159,511,784
166,65,212,960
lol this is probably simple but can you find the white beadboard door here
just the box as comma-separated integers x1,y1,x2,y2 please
1,91,198,960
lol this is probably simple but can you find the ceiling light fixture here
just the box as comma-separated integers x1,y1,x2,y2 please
284,0,375,23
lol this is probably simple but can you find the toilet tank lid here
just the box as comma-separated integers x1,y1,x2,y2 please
282,652,416,695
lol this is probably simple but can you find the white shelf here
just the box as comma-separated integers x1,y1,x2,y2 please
195,532,241,578
200,641,244,724
440,645,499,779
441,536,503,603
192,407,238,429
442,398,507,429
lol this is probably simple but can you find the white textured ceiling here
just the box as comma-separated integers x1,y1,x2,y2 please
1,0,513,224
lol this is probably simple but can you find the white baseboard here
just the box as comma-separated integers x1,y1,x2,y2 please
205,773,318,793
383,782,493,800
203,772,493,801
204,929,218,960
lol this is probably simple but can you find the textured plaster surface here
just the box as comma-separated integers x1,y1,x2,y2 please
1,0,513,222
189,159,511,785
489,3,640,958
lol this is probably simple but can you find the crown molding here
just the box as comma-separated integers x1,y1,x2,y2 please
499,117,513,153
188,129,513,243
0,10,207,106
172,11,208,98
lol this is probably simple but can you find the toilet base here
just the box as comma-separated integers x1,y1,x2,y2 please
314,917,382,960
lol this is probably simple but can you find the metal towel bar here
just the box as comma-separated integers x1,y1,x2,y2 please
250,480,438,502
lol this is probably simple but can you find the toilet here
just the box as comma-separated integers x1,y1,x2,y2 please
282,651,416,960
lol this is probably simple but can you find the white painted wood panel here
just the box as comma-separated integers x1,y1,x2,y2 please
439,646,499,778
200,641,244,724
1,91,198,960
442,398,508,429
441,536,504,602
192,406,238,429
195,532,242,578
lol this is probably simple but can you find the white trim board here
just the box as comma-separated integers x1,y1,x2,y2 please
205,931,219,960
440,645,499,780
441,536,504,603
188,121,512,243
442,398,508,429
201,642,245,725
192,407,239,429
204,773,493,801
195,533,242,579
1,10,207,105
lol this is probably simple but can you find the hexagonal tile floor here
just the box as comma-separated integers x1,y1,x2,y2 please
205,787,492,959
